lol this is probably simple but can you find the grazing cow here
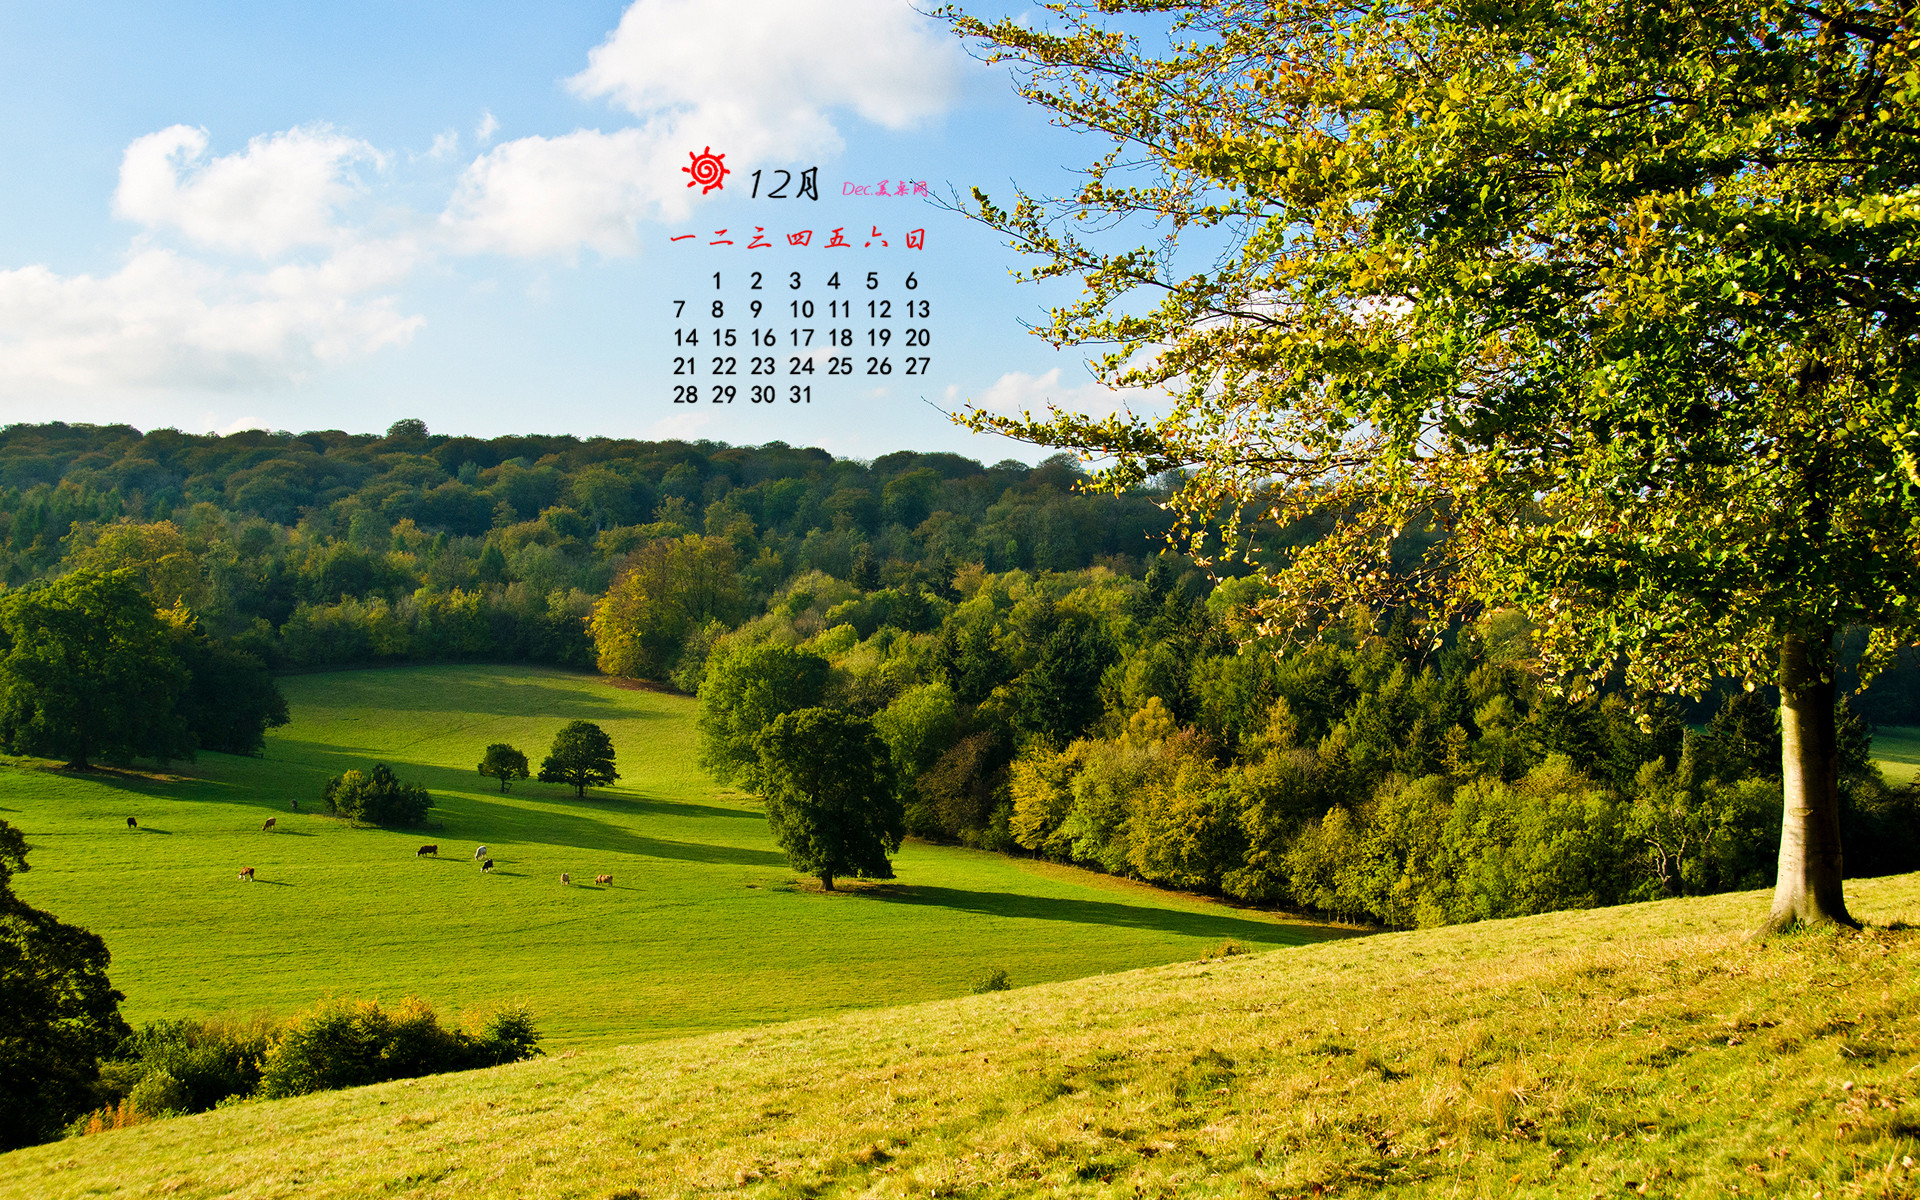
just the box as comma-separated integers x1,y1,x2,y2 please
561,872,570,885
289,799,298,812
594,874,612,886
473,845,488,860
126,817,137,830
262,817,277,832
416,844,438,857
480,858,495,873
237,867,255,882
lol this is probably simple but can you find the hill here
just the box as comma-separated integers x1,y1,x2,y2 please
1,664,1346,1047
4,873,1915,1198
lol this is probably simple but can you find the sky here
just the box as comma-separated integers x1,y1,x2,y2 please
0,0,1161,463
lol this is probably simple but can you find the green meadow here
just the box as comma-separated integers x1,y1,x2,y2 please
1872,725,1920,784
0,665,1350,1048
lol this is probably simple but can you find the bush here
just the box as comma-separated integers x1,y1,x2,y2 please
258,996,541,1100
322,763,431,826
101,1016,271,1115
970,968,1012,994
126,1069,190,1118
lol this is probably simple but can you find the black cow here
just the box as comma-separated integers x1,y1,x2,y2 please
480,858,495,873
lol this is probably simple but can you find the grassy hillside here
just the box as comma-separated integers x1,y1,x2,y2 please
1874,725,1920,785
0,665,1347,1047
6,874,1916,1199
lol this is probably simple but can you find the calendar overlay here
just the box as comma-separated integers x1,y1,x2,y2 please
665,150,936,409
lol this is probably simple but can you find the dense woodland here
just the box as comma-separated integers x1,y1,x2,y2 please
3,420,1918,927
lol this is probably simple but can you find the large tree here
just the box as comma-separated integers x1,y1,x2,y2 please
0,569,193,769
948,0,1920,931
590,534,743,681
755,707,903,890
0,820,130,1149
696,642,832,789
539,720,620,797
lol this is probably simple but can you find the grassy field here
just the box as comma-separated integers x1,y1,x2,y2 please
1873,725,1920,784
0,664,1350,1048
5,874,1916,1199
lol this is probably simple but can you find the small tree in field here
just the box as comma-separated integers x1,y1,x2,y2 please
755,708,902,890
538,721,618,797
477,744,530,793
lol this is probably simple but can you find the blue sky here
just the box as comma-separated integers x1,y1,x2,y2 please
0,0,1158,461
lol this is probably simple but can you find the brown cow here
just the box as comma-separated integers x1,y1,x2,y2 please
594,874,612,886
126,817,137,830
237,867,255,882
262,817,277,832
416,844,438,857
560,872,571,885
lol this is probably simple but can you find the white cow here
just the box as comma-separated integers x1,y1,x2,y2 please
473,845,488,860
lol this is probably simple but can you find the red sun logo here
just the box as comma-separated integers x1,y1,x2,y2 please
682,147,729,193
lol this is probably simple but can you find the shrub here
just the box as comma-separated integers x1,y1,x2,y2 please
970,969,1012,994
103,1016,271,1114
322,763,431,826
258,996,541,1100
125,1069,190,1118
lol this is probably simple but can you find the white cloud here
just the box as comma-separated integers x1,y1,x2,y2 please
442,127,683,257
115,124,381,258
644,409,717,440
445,0,964,258
0,122,427,395
971,368,1146,421
569,0,960,146
0,246,423,394
425,130,460,161
475,111,499,144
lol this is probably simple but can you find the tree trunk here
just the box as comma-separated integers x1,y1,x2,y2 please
820,873,835,891
1762,630,1856,933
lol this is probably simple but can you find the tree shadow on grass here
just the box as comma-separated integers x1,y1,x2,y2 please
550,794,757,821
857,883,1352,946
285,671,666,721
445,793,786,868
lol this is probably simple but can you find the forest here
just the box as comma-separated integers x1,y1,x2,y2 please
4,418,1917,927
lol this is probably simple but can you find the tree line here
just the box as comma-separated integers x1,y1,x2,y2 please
0,420,1176,680
684,558,1920,926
